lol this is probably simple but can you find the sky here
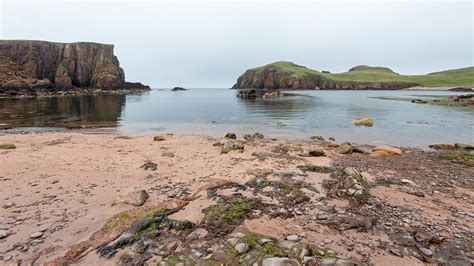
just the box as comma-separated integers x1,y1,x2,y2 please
0,0,472,88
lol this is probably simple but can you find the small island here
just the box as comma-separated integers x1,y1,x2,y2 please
171,86,187,91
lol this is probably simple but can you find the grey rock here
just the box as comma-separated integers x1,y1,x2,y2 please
0,229,9,239
2,201,13,209
114,189,149,206
316,213,327,220
234,242,249,254
258,238,273,245
418,247,433,257
30,231,44,239
286,235,300,241
308,149,325,157
262,257,300,266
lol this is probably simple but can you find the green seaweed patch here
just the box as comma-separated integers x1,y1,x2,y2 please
101,212,131,234
0,143,16,149
440,151,474,166
203,197,254,230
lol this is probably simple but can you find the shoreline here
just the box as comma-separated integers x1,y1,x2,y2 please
0,131,472,265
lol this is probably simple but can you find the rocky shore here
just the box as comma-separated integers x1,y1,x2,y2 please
0,40,149,97
0,131,472,265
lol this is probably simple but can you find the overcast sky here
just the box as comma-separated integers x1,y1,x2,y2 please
1,0,472,88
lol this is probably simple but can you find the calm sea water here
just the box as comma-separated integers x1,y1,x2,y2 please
0,89,472,147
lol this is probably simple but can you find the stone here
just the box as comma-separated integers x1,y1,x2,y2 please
352,146,371,154
370,150,390,157
401,179,416,186
335,144,352,154
454,143,474,150
171,87,187,91
310,136,324,141
224,133,237,139
308,149,325,157
30,231,44,239
352,118,374,127
286,235,300,241
258,238,273,245
153,135,166,141
0,229,9,239
316,213,327,220
226,238,239,246
0,143,16,150
373,146,402,155
114,189,149,206
221,140,244,154
418,247,433,257
262,257,300,266
324,239,333,244
2,201,13,209
234,242,249,254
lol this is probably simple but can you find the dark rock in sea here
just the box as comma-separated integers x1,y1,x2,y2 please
411,99,428,104
236,88,257,99
0,40,149,96
171,87,187,91
449,87,473,92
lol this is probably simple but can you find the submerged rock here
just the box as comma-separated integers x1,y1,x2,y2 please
352,118,374,127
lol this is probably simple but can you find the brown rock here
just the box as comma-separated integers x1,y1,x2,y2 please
373,146,402,155
335,144,352,154
114,189,149,206
429,144,455,150
153,135,166,141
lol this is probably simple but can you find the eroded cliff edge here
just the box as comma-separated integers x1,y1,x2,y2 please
0,40,149,96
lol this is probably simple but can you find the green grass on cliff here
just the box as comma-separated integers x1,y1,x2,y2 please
249,61,474,87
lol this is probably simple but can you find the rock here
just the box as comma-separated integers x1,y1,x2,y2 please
373,145,402,155
226,238,240,246
141,161,157,171
454,143,474,150
308,149,325,157
2,255,12,261
257,238,273,245
261,257,300,266
323,239,333,244
220,140,244,154
171,87,187,91
114,189,149,206
352,118,374,127
225,133,237,139
0,40,149,93
286,235,300,241
0,143,16,149
30,231,44,239
263,90,281,97
429,144,455,150
236,88,257,99
310,136,324,141
2,201,13,209
418,246,433,257
244,133,265,141
411,99,428,104
153,135,166,141
335,144,352,154
0,229,9,239
352,146,371,154
328,143,340,148
316,213,327,220
401,179,416,186
234,242,249,254
369,150,390,157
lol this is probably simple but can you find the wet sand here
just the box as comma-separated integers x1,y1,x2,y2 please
0,131,472,265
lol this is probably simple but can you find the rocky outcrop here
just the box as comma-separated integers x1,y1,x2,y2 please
0,40,149,95
232,61,417,90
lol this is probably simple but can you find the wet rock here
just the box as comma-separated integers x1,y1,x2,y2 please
429,144,455,150
114,189,149,206
234,242,249,254
352,118,374,127
411,99,428,104
244,133,265,141
224,133,237,139
308,149,325,157
373,146,402,155
454,143,474,150
30,231,44,239
335,144,352,154
262,257,300,266
171,87,187,91
153,135,166,141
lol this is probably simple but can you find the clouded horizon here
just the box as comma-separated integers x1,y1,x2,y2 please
1,1,472,88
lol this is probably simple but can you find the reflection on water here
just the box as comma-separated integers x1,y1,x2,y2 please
0,95,126,128
0,89,472,147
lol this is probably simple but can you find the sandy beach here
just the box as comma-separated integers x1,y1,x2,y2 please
0,131,472,265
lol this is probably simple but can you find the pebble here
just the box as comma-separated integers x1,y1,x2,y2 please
2,201,13,209
234,242,249,254
401,179,416,186
323,239,333,244
418,247,433,257
257,238,273,245
316,213,327,220
0,229,9,239
30,231,44,239
286,235,300,241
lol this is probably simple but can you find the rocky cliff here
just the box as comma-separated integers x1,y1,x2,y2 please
0,40,149,95
232,61,420,90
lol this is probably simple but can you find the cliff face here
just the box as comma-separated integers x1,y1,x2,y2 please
0,40,148,93
232,62,417,90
